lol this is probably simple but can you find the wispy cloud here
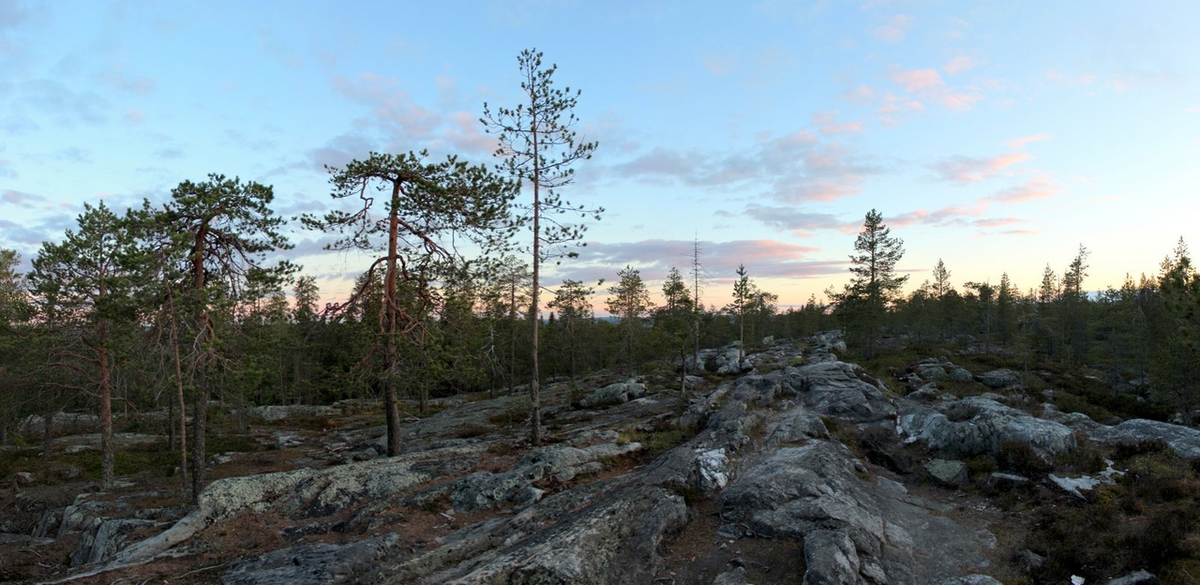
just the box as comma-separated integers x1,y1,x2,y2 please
890,68,982,111
743,204,843,236
2,189,46,207
611,129,878,203
873,14,913,43
560,239,838,284
1006,134,1050,150
19,79,110,126
990,177,1062,203
943,56,980,75
930,152,1030,184
702,53,736,76
812,111,862,135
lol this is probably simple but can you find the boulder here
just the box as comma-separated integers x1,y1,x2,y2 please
71,518,161,566
897,396,1076,459
1107,569,1157,585
579,381,646,408
977,369,1020,389
783,361,897,423
721,441,990,584
451,442,643,512
222,533,401,585
245,405,338,422
695,448,731,495
925,459,968,487
1090,418,1200,460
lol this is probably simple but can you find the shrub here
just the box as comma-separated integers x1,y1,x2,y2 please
996,440,1051,477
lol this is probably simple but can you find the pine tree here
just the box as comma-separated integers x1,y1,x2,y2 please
302,152,514,456
28,202,144,490
482,49,600,445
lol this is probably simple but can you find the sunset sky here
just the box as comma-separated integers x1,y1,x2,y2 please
2,1,1197,312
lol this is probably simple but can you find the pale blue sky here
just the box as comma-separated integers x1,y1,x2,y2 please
2,0,1197,309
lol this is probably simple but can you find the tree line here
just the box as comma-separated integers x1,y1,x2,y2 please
827,209,1200,423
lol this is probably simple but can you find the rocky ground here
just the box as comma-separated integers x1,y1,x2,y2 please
2,332,1195,584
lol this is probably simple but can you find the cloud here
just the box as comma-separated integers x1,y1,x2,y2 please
702,53,736,76
812,111,862,135
333,73,440,140
990,177,1063,203
2,189,46,207
930,152,1030,184
888,68,982,112
892,69,943,93
873,14,913,43
743,205,842,236
0,155,14,178
611,129,879,203
943,56,980,75
0,218,51,246
16,79,110,126
444,111,499,155
125,108,144,123
559,238,837,284
329,72,498,159
100,67,155,95
1044,70,1096,86
876,93,925,126
1006,134,1050,150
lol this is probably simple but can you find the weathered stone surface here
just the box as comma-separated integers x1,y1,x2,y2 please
1106,569,1157,585
71,518,161,566
422,486,688,585
977,369,1020,389
898,396,1076,459
713,566,750,585
1090,418,1200,460
245,405,338,422
449,442,642,511
948,367,974,383
579,381,646,408
783,361,897,423
722,441,989,584
695,448,731,494
764,409,828,447
222,534,401,585
925,459,968,487
940,576,1004,585
803,529,862,585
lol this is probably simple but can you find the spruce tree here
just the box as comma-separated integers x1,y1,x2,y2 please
829,209,908,357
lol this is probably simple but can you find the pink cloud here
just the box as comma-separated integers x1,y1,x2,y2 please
891,69,944,93
877,93,925,126
613,129,877,204
873,14,913,43
332,73,440,140
990,177,1063,202
812,111,862,135
847,84,876,102
889,68,983,112
1006,134,1050,149
125,107,144,123
444,111,497,154
943,56,980,75
931,152,1030,184
1044,70,1096,86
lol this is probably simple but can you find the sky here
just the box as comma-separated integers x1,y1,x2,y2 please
1,0,1198,313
